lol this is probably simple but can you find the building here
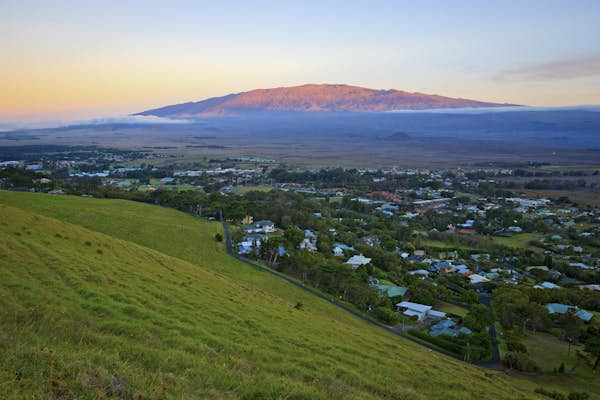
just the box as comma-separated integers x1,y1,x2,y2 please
374,284,408,299
533,281,561,290
344,254,372,270
429,319,472,337
244,220,275,234
395,301,446,321
546,303,594,322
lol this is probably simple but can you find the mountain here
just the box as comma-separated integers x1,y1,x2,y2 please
136,84,515,118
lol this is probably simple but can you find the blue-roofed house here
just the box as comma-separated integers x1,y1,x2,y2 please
429,319,473,337
429,261,453,273
546,303,594,322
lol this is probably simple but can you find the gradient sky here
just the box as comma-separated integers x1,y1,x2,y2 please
2,0,600,121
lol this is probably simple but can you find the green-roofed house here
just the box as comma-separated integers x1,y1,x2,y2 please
375,284,408,299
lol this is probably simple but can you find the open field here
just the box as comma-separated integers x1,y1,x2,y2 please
491,233,542,250
1,190,598,398
231,185,274,194
435,301,469,318
521,332,600,395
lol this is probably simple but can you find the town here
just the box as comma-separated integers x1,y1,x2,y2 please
2,145,599,378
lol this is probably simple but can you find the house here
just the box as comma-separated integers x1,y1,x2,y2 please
255,220,275,233
468,274,489,285
360,234,381,247
334,243,355,253
396,301,431,321
546,303,593,322
244,220,275,234
460,219,475,228
429,319,472,337
507,226,523,233
237,242,254,255
245,233,266,244
430,261,453,274
333,247,344,257
299,238,317,252
345,254,372,270
300,230,318,252
533,281,561,289
396,301,446,321
408,269,429,277
374,284,408,299
580,284,600,292
453,264,471,276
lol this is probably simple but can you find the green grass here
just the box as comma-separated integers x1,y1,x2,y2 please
435,301,469,318
231,185,273,194
521,332,600,396
0,190,592,399
491,233,542,250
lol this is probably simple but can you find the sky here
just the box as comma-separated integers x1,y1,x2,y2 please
2,0,600,122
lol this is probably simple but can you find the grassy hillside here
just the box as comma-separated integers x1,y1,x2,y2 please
0,191,582,398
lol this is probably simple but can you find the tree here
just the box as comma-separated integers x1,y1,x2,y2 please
409,281,437,305
584,335,600,370
560,314,583,356
463,304,494,332
283,226,304,248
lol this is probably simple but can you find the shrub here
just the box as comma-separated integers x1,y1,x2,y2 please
568,393,589,400
506,336,528,354
535,388,566,400
373,306,400,325
214,233,223,242
505,352,540,372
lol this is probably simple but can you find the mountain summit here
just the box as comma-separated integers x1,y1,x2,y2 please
136,84,514,118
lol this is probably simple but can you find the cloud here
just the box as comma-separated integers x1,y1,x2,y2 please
0,115,192,132
495,53,600,82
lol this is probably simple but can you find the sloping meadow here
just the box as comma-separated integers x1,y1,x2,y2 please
0,191,544,399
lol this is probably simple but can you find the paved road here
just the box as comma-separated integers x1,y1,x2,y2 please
221,220,503,369
479,293,502,366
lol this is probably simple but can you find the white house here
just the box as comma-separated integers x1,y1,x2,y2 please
468,274,489,285
344,254,372,270
533,281,561,289
299,238,317,252
244,220,276,234
395,301,447,321
408,269,429,277
333,246,344,257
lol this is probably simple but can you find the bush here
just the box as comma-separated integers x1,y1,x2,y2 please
535,388,566,400
568,393,589,400
373,306,400,325
534,389,590,400
408,330,463,355
214,233,223,242
505,352,540,372
506,336,528,354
